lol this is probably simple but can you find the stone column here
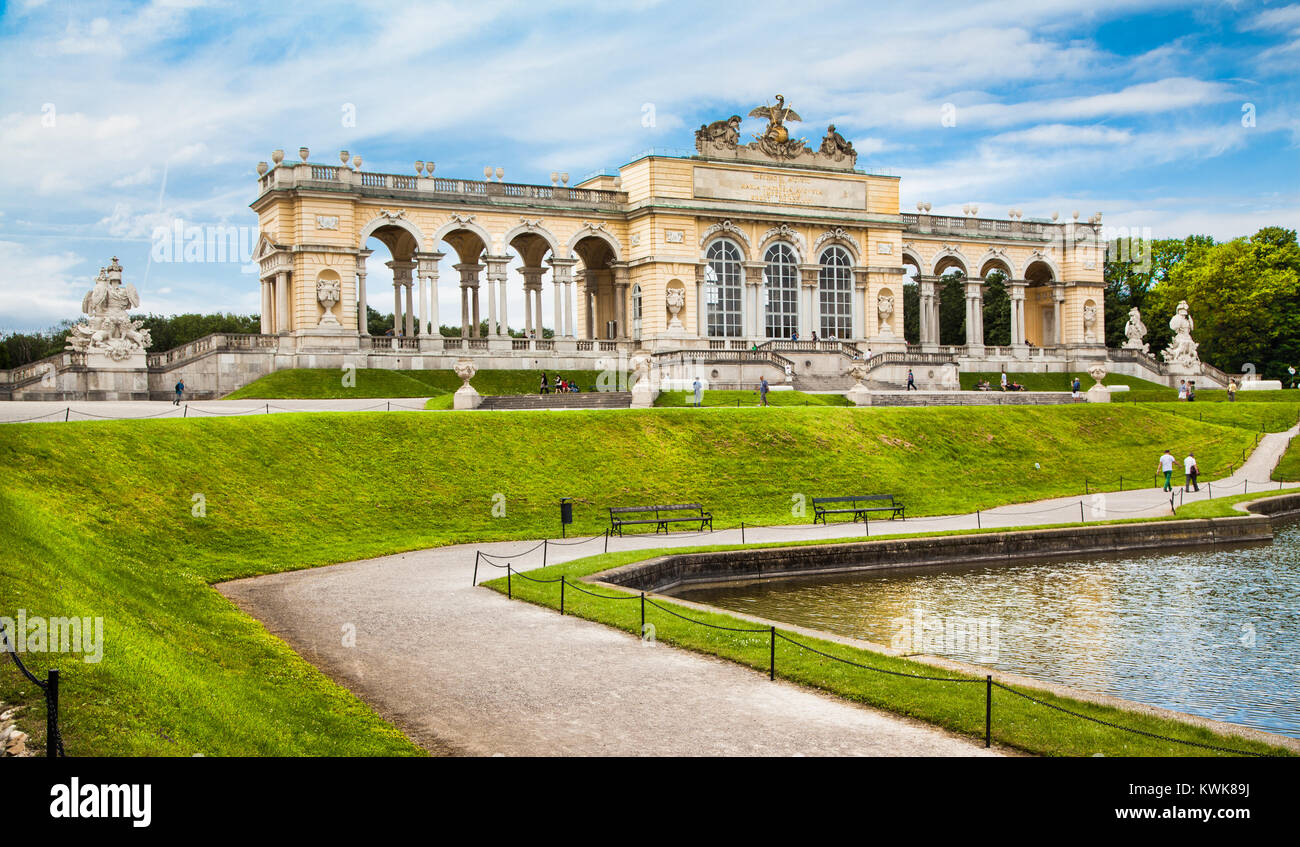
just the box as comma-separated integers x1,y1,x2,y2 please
798,265,819,338
549,257,577,338
965,279,985,350
694,264,706,337
388,260,415,336
356,250,372,336
1052,283,1066,346
742,261,764,339
260,279,272,334
1007,279,1027,346
918,276,935,347
454,263,482,338
852,267,869,340
415,252,443,338
275,270,290,335
575,270,589,339
613,264,631,340
551,267,562,339
519,266,547,335
484,255,510,336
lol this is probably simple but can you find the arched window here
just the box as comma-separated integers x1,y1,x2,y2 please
818,245,852,339
705,239,742,337
764,243,799,339
631,283,642,340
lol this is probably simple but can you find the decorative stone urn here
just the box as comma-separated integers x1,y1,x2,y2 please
665,286,687,334
452,357,482,410
877,293,894,337
1086,362,1111,403
845,362,873,406
316,277,341,326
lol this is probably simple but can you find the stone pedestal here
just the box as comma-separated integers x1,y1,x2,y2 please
630,381,657,409
454,384,483,410
846,383,873,406
1086,385,1111,403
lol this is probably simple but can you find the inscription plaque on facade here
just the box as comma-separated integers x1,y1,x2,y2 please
693,166,866,210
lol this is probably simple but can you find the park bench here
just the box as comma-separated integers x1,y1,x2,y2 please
609,503,712,536
812,494,905,524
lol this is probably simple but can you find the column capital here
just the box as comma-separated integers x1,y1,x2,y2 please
414,251,445,274
547,256,579,268
798,264,820,287
520,266,547,289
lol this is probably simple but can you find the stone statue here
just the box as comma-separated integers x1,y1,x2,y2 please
694,115,741,149
1122,307,1148,352
65,257,152,361
628,350,656,408
665,286,686,332
819,124,856,162
748,94,808,159
848,362,868,386
1082,303,1097,343
1161,300,1200,369
1088,363,1108,386
316,277,341,325
877,292,894,336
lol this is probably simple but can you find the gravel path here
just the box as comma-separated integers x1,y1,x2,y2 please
219,425,1297,757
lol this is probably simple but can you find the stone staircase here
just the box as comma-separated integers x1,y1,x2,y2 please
477,391,632,410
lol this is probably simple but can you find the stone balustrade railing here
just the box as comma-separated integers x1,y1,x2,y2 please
900,212,1089,241
146,333,277,368
258,162,628,208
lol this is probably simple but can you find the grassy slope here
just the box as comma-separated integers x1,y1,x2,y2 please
1273,436,1300,482
1144,401,1300,434
0,405,1266,756
654,389,853,407
224,368,606,400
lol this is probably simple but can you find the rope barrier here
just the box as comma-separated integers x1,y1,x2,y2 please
562,579,639,600
643,598,769,633
775,632,981,683
0,409,70,424
990,681,1266,757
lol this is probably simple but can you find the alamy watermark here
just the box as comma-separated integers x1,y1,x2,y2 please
891,607,1000,663
1,609,103,663
151,219,259,274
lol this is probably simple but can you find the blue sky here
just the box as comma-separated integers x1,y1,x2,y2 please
0,0,1297,333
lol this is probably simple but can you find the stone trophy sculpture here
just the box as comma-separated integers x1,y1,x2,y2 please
66,257,153,364
1122,307,1149,352
629,350,656,408
1161,300,1200,373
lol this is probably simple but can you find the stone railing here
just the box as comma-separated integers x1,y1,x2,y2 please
3,350,87,389
901,213,1067,240
146,333,277,368
366,336,420,351
653,347,795,370
257,163,628,209
862,350,959,374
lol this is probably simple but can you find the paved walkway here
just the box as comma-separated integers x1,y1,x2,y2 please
0,398,433,422
219,425,1297,757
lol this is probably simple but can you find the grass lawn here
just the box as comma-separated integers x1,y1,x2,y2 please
481,512,1295,757
654,389,853,408
0,404,1272,756
959,371,1168,392
1272,436,1300,482
1143,401,1300,434
224,368,607,400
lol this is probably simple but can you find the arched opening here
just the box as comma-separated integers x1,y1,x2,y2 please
934,255,967,346
764,242,800,339
902,254,921,344
573,235,618,339
362,224,420,337
704,239,743,338
979,259,1013,348
438,227,489,338
1024,259,1056,347
631,283,643,340
505,230,558,340
818,245,852,340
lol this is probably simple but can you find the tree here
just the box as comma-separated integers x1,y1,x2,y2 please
982,271,1010,347
1148,227,1300,378
902,281,919,344
938,272,966,345
1104,235,1214,351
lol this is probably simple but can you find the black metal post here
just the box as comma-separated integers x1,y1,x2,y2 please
472,551,479,586
604,528,609,553
183,404,188,418
1120,475,1124,491
266,403,270,414
769,626,776,681
640,593,645,634
741,522,745,544
64,407,70,422
984,674,992,748
976,510,981,529
542,539,548,569
1080,501,1085,523
46,669,59,758
507,567,512,599
560,577,565,615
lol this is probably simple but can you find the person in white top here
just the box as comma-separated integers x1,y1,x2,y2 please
1158,449,1176,491
1184,452,1199,492
1000,372,1008,392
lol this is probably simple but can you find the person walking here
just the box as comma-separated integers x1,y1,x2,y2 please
1158,449,1176,491
1187,381,1196,402
692,377,703,408
1184,452,1200,492
759,376,770,406
1228,379,1238,402
173,379,185,406
906,369,916,391
1177,380,1187,401
1071,376,1081,401
1000,371,1008,392
539,372,549,395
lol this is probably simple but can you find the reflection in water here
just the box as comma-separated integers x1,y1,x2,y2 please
676,521,1300,738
